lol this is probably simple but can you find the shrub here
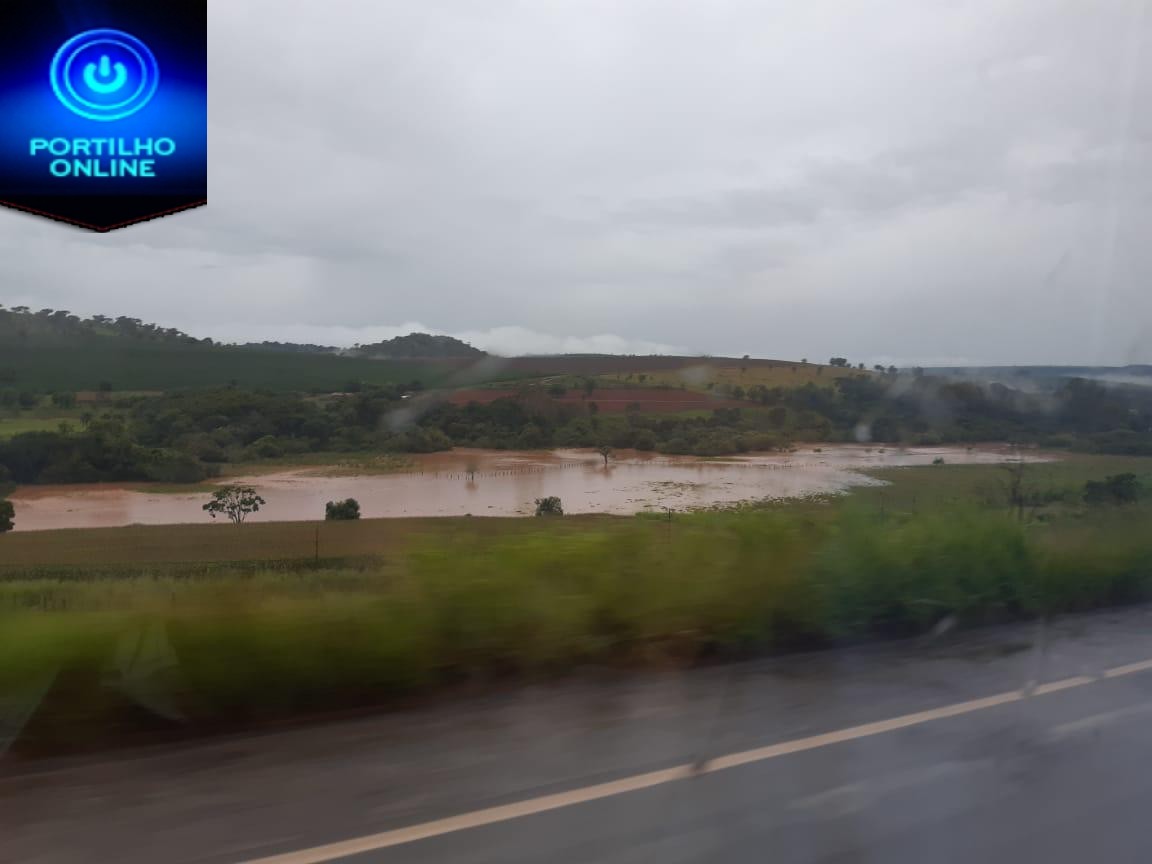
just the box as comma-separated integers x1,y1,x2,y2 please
325,498,361,520
534,496,563,516
633,429,657,451
1084,473,1142,506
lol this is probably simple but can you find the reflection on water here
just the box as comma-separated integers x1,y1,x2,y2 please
9,445,1038,531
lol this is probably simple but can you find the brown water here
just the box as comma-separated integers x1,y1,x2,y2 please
9,445,1038,531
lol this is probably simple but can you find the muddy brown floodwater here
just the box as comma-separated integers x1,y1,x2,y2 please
9,445,1041,531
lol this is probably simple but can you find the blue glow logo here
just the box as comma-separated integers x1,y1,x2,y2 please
49,29,159,122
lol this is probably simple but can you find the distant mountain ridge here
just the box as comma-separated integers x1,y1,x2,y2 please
0,305,207,346
0,306,486,359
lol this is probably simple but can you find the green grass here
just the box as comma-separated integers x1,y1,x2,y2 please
0,416,75,439
0,514,625,570
3,456,1152,754
852,453,1152,513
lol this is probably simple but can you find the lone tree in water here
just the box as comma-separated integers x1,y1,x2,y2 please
203,485,266,524
0,500,13,533
325,498,361,520
534,496,564,516
597,445,613,467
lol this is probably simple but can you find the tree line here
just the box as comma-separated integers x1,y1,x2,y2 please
1,374,1151,486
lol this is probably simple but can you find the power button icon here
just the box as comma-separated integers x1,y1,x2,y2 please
50,29,159,122
84,55,130,95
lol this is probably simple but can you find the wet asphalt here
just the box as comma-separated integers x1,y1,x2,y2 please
6,605,1152,863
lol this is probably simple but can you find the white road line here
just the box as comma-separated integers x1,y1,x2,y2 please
241,659,1152,864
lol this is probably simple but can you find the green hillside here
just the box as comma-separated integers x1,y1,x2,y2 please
0,307,462,392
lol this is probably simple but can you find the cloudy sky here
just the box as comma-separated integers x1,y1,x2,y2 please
3,0,1151,365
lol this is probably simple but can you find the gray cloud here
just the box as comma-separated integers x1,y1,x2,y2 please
1,0,1150,364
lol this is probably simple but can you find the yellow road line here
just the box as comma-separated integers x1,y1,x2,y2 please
1105,658,1152,678
242,661,1152,864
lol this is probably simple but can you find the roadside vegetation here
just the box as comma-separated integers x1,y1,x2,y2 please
3,456,1150,753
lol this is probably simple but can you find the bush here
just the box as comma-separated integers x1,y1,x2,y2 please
534,496,563,516
325,498,361,520
0,499,13,533
1084,473,1142,506
633,429,657,451
817,508,1035,636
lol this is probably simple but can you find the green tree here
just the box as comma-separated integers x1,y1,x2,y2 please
0,499,13,533
325,498,361,520
203,485,266,524
633,429,657,451
597,444,613,466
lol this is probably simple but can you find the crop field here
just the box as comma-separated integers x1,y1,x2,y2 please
0,343,465,393
444,386,749,413
625,361,870,393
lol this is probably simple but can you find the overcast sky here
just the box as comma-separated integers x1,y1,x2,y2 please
3,0,1151,365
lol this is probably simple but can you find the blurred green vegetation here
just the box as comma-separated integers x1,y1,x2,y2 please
3,457,1151,753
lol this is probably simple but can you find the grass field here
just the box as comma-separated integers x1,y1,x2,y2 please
852,453,1152,512
616,360,869,392
0,416,75,439
480,361,870,396
3,455,1151,754
444,386,749,413
0,514,626,571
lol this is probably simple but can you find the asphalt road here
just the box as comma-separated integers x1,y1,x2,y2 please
7,606,1152,863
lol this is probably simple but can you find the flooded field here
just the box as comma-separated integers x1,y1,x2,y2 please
8,445,1038,531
